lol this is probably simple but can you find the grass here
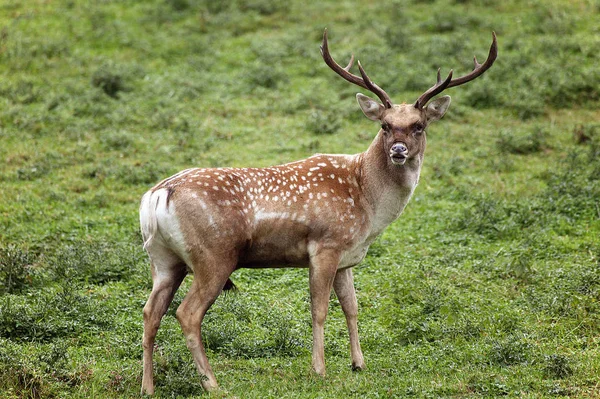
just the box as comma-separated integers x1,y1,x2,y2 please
1,0,599,397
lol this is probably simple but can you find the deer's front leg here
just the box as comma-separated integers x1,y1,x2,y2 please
308,248,341,376
333,267,365,371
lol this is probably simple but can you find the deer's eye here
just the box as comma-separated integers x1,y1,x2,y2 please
413,123,425,135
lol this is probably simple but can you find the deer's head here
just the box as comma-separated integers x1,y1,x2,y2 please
321,29,497,167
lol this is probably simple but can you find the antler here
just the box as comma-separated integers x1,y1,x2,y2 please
414,32,498,109
321,29,393,109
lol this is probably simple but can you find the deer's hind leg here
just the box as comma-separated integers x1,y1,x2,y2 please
141,246,188,395
175,249,237,391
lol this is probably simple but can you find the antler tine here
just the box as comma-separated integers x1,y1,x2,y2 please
343,54,355,72
321,29,393,108
357,61,393,108
446,31,498,89
414,69,453,109
414,32,498,109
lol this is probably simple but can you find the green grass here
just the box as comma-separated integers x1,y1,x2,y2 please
1,0,600,397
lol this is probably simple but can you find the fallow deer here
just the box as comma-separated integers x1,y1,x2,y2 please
139,29,497,394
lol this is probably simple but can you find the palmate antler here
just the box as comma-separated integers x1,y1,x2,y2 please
320,29,394,109
414,32,498,109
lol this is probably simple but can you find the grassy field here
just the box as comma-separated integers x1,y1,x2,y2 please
1,0,600,397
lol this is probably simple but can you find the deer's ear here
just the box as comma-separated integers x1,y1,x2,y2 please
356,93,384,121
425,95,451,124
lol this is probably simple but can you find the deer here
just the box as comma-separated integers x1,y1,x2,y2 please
139,29,497,394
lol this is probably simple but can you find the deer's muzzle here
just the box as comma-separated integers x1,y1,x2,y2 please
390,142,408,165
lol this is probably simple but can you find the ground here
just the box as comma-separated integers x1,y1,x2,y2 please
0,0,599,397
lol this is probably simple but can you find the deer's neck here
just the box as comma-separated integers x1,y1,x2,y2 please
356,131,424,233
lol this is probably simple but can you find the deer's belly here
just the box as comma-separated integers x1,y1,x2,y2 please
238,216,311,268
338,244,370,269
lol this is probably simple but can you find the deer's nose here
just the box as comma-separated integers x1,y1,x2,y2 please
391,143,407,154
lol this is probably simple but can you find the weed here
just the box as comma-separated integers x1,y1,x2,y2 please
0,285,113,342
524,261,600,321
573,123,600,144
528,6,576,35
495,126,549,155
49,240,142,285
0,245,36,294
84,161,171,186
165,0,190,12
92,68,126,99
106,370,126,392
541,148,600,221
245,62,288,90
488,335,532,366
420,8,483,33
153,349,205,396
467,377,510,396
505,251,535,283
239,0,290,15
545,65,600,108
307,108,342,135
454,195,518,240
543,354,573,379
99,130,136,151
15,163,51,181
0,79,41,105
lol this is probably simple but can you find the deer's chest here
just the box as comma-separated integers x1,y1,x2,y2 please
339,171,419,269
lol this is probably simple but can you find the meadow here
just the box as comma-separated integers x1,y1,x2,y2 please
1,0,599,397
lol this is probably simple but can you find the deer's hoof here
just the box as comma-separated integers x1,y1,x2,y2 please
351,362,365,372
312,365,326,377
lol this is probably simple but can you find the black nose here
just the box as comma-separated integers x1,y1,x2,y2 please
392,143,407,154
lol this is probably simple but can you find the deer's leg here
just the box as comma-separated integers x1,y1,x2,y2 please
333,267,365,371
309,248,341,376
175,254,235,391
142,252,187,395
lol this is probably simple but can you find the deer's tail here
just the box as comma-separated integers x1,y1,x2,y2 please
140,189,161,251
